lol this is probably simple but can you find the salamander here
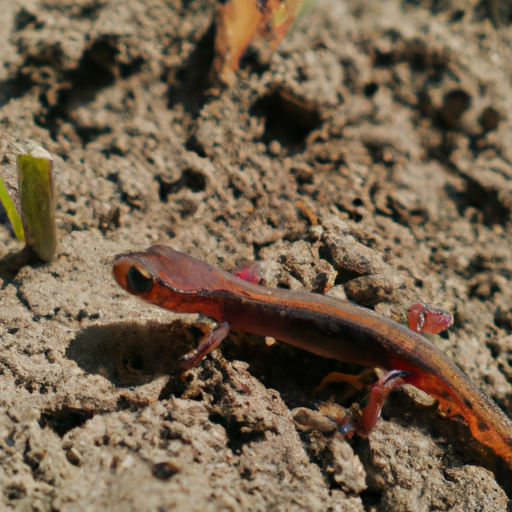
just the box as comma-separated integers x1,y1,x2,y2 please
113,245,512,470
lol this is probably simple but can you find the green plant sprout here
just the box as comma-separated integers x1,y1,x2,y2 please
0,141,57,262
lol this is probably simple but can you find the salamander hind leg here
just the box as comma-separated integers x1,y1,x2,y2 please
338,370,410,437
314,368,377,394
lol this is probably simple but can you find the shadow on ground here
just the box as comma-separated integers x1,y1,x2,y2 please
66,320,199,386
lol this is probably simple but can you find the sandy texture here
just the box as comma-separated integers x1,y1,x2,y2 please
1,0,512,510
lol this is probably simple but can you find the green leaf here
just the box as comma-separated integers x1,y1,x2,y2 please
0,175,25,241
17,152,57,262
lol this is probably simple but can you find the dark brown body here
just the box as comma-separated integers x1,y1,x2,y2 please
113,245,512,470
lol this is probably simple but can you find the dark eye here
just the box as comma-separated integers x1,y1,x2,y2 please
126,266,154,294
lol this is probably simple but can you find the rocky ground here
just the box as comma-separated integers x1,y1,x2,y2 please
1,0,512,510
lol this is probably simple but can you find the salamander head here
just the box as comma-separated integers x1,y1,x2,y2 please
113,245,231,299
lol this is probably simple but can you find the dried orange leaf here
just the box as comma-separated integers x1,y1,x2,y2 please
213,0,310,86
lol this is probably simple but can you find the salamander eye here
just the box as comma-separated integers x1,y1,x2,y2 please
126,265,154,294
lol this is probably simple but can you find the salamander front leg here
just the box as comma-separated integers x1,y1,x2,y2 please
339,370,410,437
181,322,230,370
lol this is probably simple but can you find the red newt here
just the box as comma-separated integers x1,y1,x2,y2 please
113,245,512,470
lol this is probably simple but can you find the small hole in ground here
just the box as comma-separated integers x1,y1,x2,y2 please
156,168,207,201
250,89,322,153
182,168,207,192
39,409,90,437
